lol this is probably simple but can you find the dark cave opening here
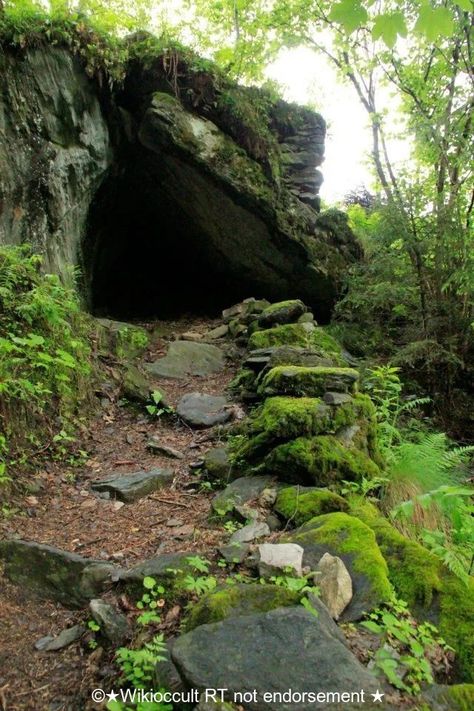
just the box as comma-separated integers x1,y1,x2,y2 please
84,154,271,320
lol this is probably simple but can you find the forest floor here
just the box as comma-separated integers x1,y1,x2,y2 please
0,316,242,711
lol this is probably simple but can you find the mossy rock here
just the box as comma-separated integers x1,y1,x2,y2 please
350,501,474,682
184,583,300,631
349,501,442,609
287,512,392,620
421,684,474,711
257,299,307,328
248,324,343,356
274,486,349,526
232,397,332,463
258,365,359,398
96,318,149,361
264,435,381,486
121,364,155,404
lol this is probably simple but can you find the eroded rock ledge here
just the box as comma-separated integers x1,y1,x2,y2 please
0,37,361,320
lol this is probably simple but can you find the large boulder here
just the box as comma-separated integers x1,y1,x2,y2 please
171,608,382,710
286,513,392,621
0,540,118,608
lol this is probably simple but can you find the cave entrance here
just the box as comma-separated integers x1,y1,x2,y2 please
83,151,269,320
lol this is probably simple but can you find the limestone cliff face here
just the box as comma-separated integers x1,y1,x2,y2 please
0,40,360,319
0,46,111,279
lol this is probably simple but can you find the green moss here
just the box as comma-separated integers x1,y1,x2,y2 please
274,486,349,526
433,685,474,711
248,324,344,358
185,583,300,631
439,573,474,682
258,365,359,398
265,435,380,486
289,512,392,609
349,500,442,608
350,500,474,682
262,299,305,316
249,324,311,349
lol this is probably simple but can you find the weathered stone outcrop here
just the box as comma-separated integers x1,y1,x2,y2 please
0,36,361,320
0,46,111,279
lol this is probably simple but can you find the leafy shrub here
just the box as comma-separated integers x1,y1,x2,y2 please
0,246,93,482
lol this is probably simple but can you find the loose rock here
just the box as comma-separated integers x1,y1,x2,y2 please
257,543,304,578
229,520,270,544
89,598,130,644
34,625,83,651
177,393,233,428
314,553,353,620
91,468,174,502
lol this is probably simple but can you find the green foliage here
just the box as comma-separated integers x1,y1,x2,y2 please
179,556,217,597
145,390,173,419
116,633,168,689
362,596,453,695
135,576,166,626
0,246,93,482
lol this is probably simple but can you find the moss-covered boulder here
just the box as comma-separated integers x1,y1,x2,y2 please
248,324,344,358
257,299,307,328
350,501,474,682
287,512,392,620
258,365,359,398
274,486,349,526
264,435,381,486
185,583,300,631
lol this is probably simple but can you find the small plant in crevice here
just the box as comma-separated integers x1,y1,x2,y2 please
136,576,166,626
180,556,217,597
361,596,453,695
145,390,174,419
87,619,100,650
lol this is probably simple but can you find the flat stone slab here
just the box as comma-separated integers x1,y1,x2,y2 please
91,468,174,502
177,393,232,428
0,540,118,608
145,341,225,379
171,607,381,710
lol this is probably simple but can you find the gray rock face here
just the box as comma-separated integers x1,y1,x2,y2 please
89,598,130,644
211,476,276,517
146,342,225,379
121,365,154,403
0,47,111,280
0,540,118,608
171,608,381,710
91,468,174,502
177,393,232,428
314,553,353,621
257,543,304,578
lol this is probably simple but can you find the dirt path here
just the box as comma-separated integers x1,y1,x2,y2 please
0,317,240,711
